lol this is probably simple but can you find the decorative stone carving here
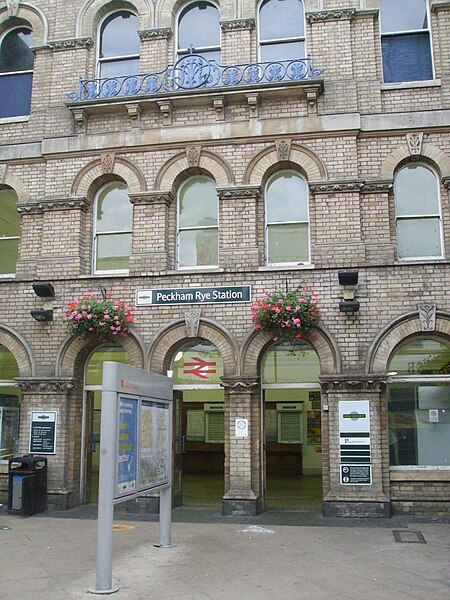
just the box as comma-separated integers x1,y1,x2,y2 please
320,375,386,393
213,96,225,121
309,181,364,193
217,186,261,200
184,310,201,337
16,378,76,394
17,197,88,214
186,146,201,168
0,163,6,184
418,304,436,332
47,37,94,51
406,132,423,156
101,153,115,174
443,177,450,190
158,100,172,126
361,181,394,194
138,28,173,40
306,9,356,23
220,19,256,31
71,107,87,132
246,93,259,118
6,0,19,18
220,376,259,392
129,192,174,206
275,139,291,161
125,103,142,127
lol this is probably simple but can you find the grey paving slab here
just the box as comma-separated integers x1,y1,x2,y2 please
0,510,449,600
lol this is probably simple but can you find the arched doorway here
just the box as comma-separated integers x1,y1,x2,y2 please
81,345,130,503
0,345,20,459
262,340,322,510
171,341,225,507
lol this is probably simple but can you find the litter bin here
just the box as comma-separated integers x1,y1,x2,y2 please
8,455,47,516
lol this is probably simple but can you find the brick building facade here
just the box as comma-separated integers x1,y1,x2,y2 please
0,0,449,517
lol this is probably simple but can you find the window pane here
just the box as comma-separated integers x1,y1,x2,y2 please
395,164,439,216
0,345,19,379
0,238,19,275
259,0,305,42
260,41,305,63
262,341,320,384
389,339,450,376
100,12,139,58
99,58,140,80
388,383,450,467
397,218,442,258
268,223,309,264
0,72,33,118
380,0,428,34
86,346,130,386
95,233,131,271
382,33,433,83
179,178,217,228
178,3,220,51
0,28,34,72
96,183,132,232
266,172,308,222
0,189,20,236
172,342,223,385
178,228,218,267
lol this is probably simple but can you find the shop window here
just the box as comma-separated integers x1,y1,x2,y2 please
265,171,310,266
388,338,450,467
177,1,220,63
0,345,20,459
0,188,20,277
258,0,306,62
93,182,133,273
97,10,140,79
0,26,34,118
177,176,218,269
380,0,433,83
394,163,443,260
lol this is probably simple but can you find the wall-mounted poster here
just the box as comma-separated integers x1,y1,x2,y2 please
307,410,321,444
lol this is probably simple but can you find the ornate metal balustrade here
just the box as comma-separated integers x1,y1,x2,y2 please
67,54,323,102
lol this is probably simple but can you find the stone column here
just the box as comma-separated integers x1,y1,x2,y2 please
129,192,174,274
320,375,390,517
221,376,261,516
16,377,77,510
217,187,261,270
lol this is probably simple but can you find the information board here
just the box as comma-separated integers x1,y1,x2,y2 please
139,399,170,489
29,411,57,454
340,464,372,485
116,397,138,497
339,400,372,485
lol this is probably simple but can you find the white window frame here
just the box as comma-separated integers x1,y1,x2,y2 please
264,170,310,267
176,175,219,270
92,182,132,275
394,162,444,261
96,9,140,80
0,26,34,119
175,0,221,62
257,0,307,63
379,0,434,83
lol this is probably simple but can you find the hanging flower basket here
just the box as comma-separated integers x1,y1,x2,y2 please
251,284,321,342
64,292,136,339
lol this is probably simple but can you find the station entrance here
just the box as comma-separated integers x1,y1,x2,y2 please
262,341,323,511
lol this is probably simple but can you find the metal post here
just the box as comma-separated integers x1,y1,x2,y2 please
87,389,119,595
155,485,176,548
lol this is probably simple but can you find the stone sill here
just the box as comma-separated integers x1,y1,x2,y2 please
390,468,450,481
381,79,441,91
0,115,30,125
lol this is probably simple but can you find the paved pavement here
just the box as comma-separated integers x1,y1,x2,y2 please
0,504,449,600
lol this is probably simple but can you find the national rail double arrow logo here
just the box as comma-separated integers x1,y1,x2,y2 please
183,357,217,380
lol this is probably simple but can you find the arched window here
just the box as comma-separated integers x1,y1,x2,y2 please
0,188,20,277
177,2,220,63
388,337,450,466
0,26,34,118
93,182,133,273
380,0,433,83
258,0,306,62
265,171,310,265
177,176,218,269
0,344,20,459
98,11,140,79
394,163,443,260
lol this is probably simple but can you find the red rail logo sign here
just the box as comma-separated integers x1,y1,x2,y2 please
183,357,217,380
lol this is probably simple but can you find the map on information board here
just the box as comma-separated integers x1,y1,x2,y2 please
139,399,170,489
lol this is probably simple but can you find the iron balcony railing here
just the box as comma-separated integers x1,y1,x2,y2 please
67,54,323,102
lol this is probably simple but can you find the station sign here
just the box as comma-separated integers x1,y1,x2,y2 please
29,411,57,454
136,285,251,306
340,464,372,485
339,400,372,485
